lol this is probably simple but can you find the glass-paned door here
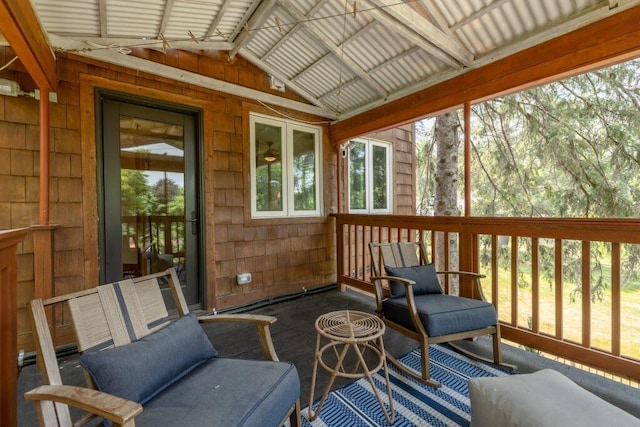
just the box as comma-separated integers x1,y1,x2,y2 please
100,98,200,306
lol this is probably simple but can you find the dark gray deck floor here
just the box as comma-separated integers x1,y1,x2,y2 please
17,287,640,425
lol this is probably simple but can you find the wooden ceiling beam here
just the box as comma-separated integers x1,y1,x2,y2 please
330,3,640,144
53,37,233,52
158,0,175,36
369,0,473,66
261,0,329,63
279,0,388,98
228,0,275,58
0,0,56,90
450,0,510,31
416,0,451,33
204,0,232,39
99,0,108,37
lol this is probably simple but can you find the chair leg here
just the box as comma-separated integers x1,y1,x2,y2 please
448,329,517,372
382,334,441,388
491,327,517,372
289,399,301,427
493,327,502,365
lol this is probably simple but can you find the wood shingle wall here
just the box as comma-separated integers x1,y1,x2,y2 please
0,46,414,352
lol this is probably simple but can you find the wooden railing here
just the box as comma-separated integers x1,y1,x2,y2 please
0,228,28,427
331,213,640,382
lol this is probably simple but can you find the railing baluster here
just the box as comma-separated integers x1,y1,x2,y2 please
330,214,640,381
511,236,518,327
443,231,450,294
492,235,498,311
582,241,591,348
611,242,621,357
430,232,436,264
348,224,353,278
555,239,563,340
532,237,540,333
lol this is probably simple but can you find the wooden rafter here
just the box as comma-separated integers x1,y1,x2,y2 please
55,37,233,52
48,34,337,119
332,1,633,124
158,0,175,36
416,0,453,34
239,49,336,112
99,0,108,37
228,0,263,43
278,0,388,98
330,3,640,143
368,0,473,66
358,3,458,70
450,0,510,31
229,0,277,58
261,0,329,63
204,0,233,39
318,77,360,102
288,22,376,84
0,0,56,89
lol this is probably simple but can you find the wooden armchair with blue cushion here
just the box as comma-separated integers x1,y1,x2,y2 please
369,242,512,388
25,268,301,427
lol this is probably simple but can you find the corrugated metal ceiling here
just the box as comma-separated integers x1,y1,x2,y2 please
25,0,640,120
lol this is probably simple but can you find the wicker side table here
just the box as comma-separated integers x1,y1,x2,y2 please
308,310,395,424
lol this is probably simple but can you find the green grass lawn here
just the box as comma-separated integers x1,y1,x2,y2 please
479,268,640,360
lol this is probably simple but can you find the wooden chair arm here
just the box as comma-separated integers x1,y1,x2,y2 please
437,270,486,279
437,270,488,301
198,313,277,326
370,275,416,286
369,276,417,315
25,385,142,427
198,314,280,362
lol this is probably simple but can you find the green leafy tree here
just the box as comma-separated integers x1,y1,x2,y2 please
151,178,181,215
121,169,154,216
417,59,640,297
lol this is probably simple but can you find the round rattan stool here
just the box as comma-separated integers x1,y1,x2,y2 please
308,310,395,423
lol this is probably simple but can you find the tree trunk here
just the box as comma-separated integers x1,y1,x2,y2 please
433,112,460,294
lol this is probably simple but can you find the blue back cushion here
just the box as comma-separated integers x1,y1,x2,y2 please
385,264,442,298
80,312,217,404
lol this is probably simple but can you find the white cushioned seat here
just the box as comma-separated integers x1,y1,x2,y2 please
468,369,640,427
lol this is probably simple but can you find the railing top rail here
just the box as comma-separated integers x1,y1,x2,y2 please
330,214,640,244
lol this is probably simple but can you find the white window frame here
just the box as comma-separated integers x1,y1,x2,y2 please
347,137,393,214
250,113,322,218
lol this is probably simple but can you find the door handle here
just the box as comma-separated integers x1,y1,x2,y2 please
187,211,198,235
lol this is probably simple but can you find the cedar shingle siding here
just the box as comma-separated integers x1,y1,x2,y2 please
0,46,414,351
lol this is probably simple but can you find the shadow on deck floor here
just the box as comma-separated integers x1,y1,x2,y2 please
17,287,640,425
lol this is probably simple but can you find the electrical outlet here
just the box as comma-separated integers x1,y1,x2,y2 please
237,273,252,285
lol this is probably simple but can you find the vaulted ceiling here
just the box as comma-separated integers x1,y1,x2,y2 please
10,0,635,122
2,0,640,139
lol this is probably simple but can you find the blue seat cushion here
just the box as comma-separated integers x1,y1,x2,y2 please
385,264,442,298
383,294,497,337
79,313,217,405
136,358,300,427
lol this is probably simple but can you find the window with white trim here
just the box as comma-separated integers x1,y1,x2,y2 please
347,138,392,213
250,113,322,218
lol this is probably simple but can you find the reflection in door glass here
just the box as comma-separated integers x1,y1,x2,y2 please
119,116,185,281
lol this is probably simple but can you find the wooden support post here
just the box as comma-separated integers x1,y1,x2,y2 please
464,102,471,217
31,224,58,350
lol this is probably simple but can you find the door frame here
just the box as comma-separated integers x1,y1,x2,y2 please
95,89,206,309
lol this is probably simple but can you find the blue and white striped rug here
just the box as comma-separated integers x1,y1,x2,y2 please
302,344,510,426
